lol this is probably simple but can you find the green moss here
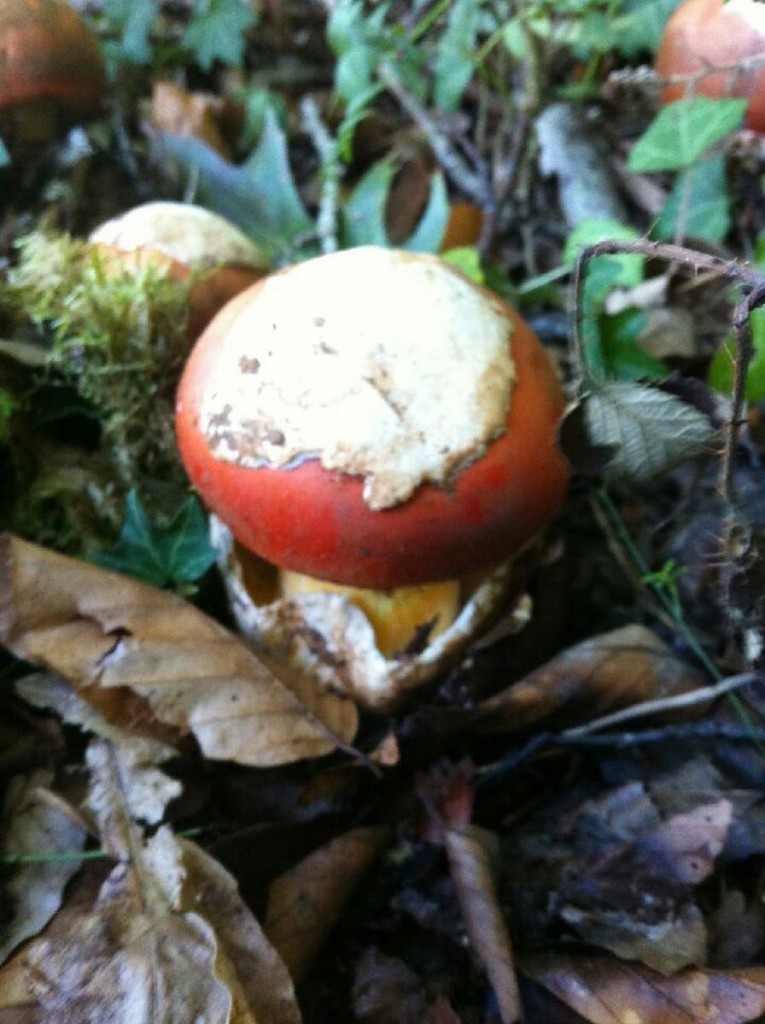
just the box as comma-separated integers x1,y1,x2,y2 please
0,231,200,552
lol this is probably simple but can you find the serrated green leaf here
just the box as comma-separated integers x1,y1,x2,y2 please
181,0,257,71
708,307,765,402
655,153,731,243
402,172,449,253
582,381,716,481
342,161,397,248
93,491,216,589
158,110,315,264
628,97,747,173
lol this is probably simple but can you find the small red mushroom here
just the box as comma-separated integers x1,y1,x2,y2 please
175,247,569,656
655,0,765,132
0,0,106,146
89,202,269,337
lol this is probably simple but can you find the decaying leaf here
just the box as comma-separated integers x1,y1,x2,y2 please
151,81,238,159
521,951,765,1024
0,534,358,766
579,381,717,482
351,948,428,1024
0,771,87,962
445,826,523,1024
475,624,705,734
0,738,301,1024
265,826,390,984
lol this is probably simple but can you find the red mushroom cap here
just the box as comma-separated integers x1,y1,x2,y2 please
175,248,570,590
655,0,765,132
0,0,106,123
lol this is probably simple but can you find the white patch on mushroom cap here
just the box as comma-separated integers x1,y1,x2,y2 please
90,201,268,270
200,247,516,510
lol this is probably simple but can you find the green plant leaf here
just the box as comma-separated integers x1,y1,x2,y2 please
581,381,716,481
0,134,10,167
708,307,765,402
564,218,644,290
181,0,257,71
402,172,449,253
342,161,396,248
441,247,484,284
607,0,685,56
655,153,731,243
94,491,216,590
158,110,315,264
101,0,158,64
628,97,747,173
433,0,480,111
599,308,669,381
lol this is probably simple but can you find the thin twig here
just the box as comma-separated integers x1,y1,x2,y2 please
562,671,762,739
378,62,494,209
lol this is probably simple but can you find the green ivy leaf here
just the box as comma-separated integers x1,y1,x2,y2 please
564,218,644,290
628,97,748,173
599,308,669,381
607,0,684,57
655,153,731,243
101,0,158,64
181,0,257,71
94,491,216,591
708,307,765,403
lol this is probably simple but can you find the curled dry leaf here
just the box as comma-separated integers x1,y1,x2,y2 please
521,951,765,1024
0,770,87,963
444,825,523,1024
213,517,518,710
474,624,706,734
150,81,239,160
265,826,390,984
0,534,358,766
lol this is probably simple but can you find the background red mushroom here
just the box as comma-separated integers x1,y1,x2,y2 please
655,0,765,132
0,0,106,146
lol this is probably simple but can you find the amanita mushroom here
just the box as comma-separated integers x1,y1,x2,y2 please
655,0,765,132
90,202,269,336
0,0,106,146
175,247,569,657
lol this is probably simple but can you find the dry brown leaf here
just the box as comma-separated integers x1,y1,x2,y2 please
445,825,523,1024
151,81,236,159
265,826,390,984
521,951,765,1024
0,738,301,1024
0,534,358,766
351,947,428,1024
475,624,705,734
0,771,87,963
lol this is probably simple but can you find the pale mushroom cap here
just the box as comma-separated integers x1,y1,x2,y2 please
90,202,268,271
196,247,517,510
725,0,765,33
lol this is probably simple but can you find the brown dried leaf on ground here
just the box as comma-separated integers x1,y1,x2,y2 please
151,81,239,159
418,763,523,1023
504,777,733,974
265,826,390,984
0,771,87,963
521,951,765,1024
474,624,705,735
445,825,523,1024
0,738,301,1024
351,948,429,1024
0,534,358,766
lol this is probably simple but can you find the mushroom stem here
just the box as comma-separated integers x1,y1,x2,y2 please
278,569,461,658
